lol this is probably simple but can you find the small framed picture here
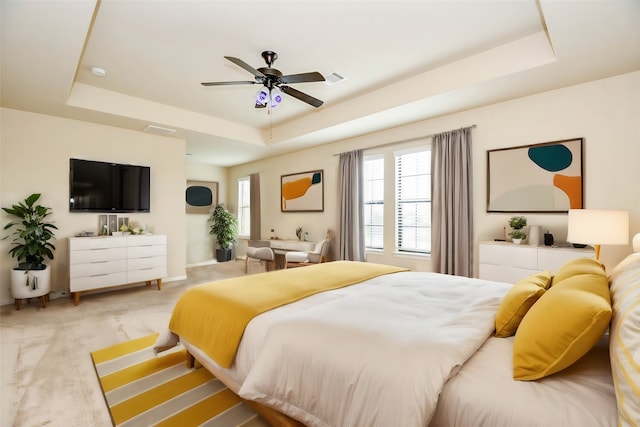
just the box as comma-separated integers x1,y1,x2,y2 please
118,217,129,230
108,215,118,234
98,215,108,235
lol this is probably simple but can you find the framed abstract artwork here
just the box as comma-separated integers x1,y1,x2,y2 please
487,138,583,213
185,180,218,214
281,170,324,212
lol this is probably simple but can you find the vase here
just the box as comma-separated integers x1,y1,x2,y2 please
528,225,541,246
11,265,51,309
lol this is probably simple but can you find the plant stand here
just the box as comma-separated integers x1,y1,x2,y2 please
11,265,51,310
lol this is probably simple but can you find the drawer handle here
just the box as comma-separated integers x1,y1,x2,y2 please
89,261,109,264
90,273,109,277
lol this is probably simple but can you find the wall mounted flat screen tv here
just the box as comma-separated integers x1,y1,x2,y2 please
69,158,150,212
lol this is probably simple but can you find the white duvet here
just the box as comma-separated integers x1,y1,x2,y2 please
236,271,510,427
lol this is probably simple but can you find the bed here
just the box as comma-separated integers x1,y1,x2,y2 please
158,252,640,427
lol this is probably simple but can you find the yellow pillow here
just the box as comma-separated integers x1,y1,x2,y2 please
495,271,551,338
513,268,610,381
551,257,604,286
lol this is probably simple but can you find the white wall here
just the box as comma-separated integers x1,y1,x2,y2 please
185,162,228,265
228,71,640,274
0,108,188,305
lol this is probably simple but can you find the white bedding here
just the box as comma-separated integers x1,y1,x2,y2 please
429,336,617,427
227,271,510,427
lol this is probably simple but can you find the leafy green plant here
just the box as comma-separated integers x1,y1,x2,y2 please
510,229,527,240
208,204,237,249
2,193,57,268
508,216,527,230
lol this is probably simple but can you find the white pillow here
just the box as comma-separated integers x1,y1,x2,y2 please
608,252,640,427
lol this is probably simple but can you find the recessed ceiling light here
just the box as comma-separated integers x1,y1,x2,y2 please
91,66,107,77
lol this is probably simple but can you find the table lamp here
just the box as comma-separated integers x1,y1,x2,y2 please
567,209,629,260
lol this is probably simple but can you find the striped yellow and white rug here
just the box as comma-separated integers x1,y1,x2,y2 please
91,333,268,427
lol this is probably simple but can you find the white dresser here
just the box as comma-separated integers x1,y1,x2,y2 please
479,241,594,284
69,234,167,305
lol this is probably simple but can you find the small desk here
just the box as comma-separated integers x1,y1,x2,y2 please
269,240,316,269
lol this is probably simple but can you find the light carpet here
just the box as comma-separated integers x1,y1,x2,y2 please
91,333,267,427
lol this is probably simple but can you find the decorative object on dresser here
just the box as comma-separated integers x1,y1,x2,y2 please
69,234,167,305
566,209,629,260
487,138,583,213
208,204,238,262
527,225,542,246
478,241,594,284
508,216,527,244
2,193,57,310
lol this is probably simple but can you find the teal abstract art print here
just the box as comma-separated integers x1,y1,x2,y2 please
487,138,583,213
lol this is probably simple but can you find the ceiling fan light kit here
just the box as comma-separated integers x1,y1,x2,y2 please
202,50,325,109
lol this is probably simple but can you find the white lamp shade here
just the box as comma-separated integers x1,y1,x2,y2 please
270,87,283,107
255,87,269,106
567,209,629,245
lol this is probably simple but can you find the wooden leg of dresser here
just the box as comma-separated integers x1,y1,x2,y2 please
40,295,47,308
73,292,81,306
157,279,162,290
14,299,22,311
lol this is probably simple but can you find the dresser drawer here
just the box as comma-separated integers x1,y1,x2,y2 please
70,247,127,264
479,263,539,284
70,272,128,292
128,244,166,259
70,260,127,278
479,243,538,270
127,235,167,247
128,255,165,271
537,248,592,274
69,237,127,251
128,266,167,284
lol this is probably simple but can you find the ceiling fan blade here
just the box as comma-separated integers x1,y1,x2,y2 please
279,72,325,84
201,81,257,86
224,56,265,78
280,85,324,108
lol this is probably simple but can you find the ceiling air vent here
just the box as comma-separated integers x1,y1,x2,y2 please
324,72,347,86
143,124,176,136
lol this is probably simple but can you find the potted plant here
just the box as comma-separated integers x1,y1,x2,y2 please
208,204,237,262
508,216,527,244
2,193,57,308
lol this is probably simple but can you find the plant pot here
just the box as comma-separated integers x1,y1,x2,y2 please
512,238,523,245
216,248,232,262
11,264,51,301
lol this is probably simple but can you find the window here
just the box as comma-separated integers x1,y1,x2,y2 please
363,156,384,249
395,147,431,254
237,176,250,237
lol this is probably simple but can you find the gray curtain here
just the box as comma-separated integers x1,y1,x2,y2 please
431,127,474,276
339,150,365,261
249,173,261,241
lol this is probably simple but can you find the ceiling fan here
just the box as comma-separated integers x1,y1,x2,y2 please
201,50,325,108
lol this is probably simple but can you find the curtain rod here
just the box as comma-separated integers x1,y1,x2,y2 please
332,124,476,156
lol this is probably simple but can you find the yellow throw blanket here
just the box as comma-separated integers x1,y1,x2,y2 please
169,261,408,368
